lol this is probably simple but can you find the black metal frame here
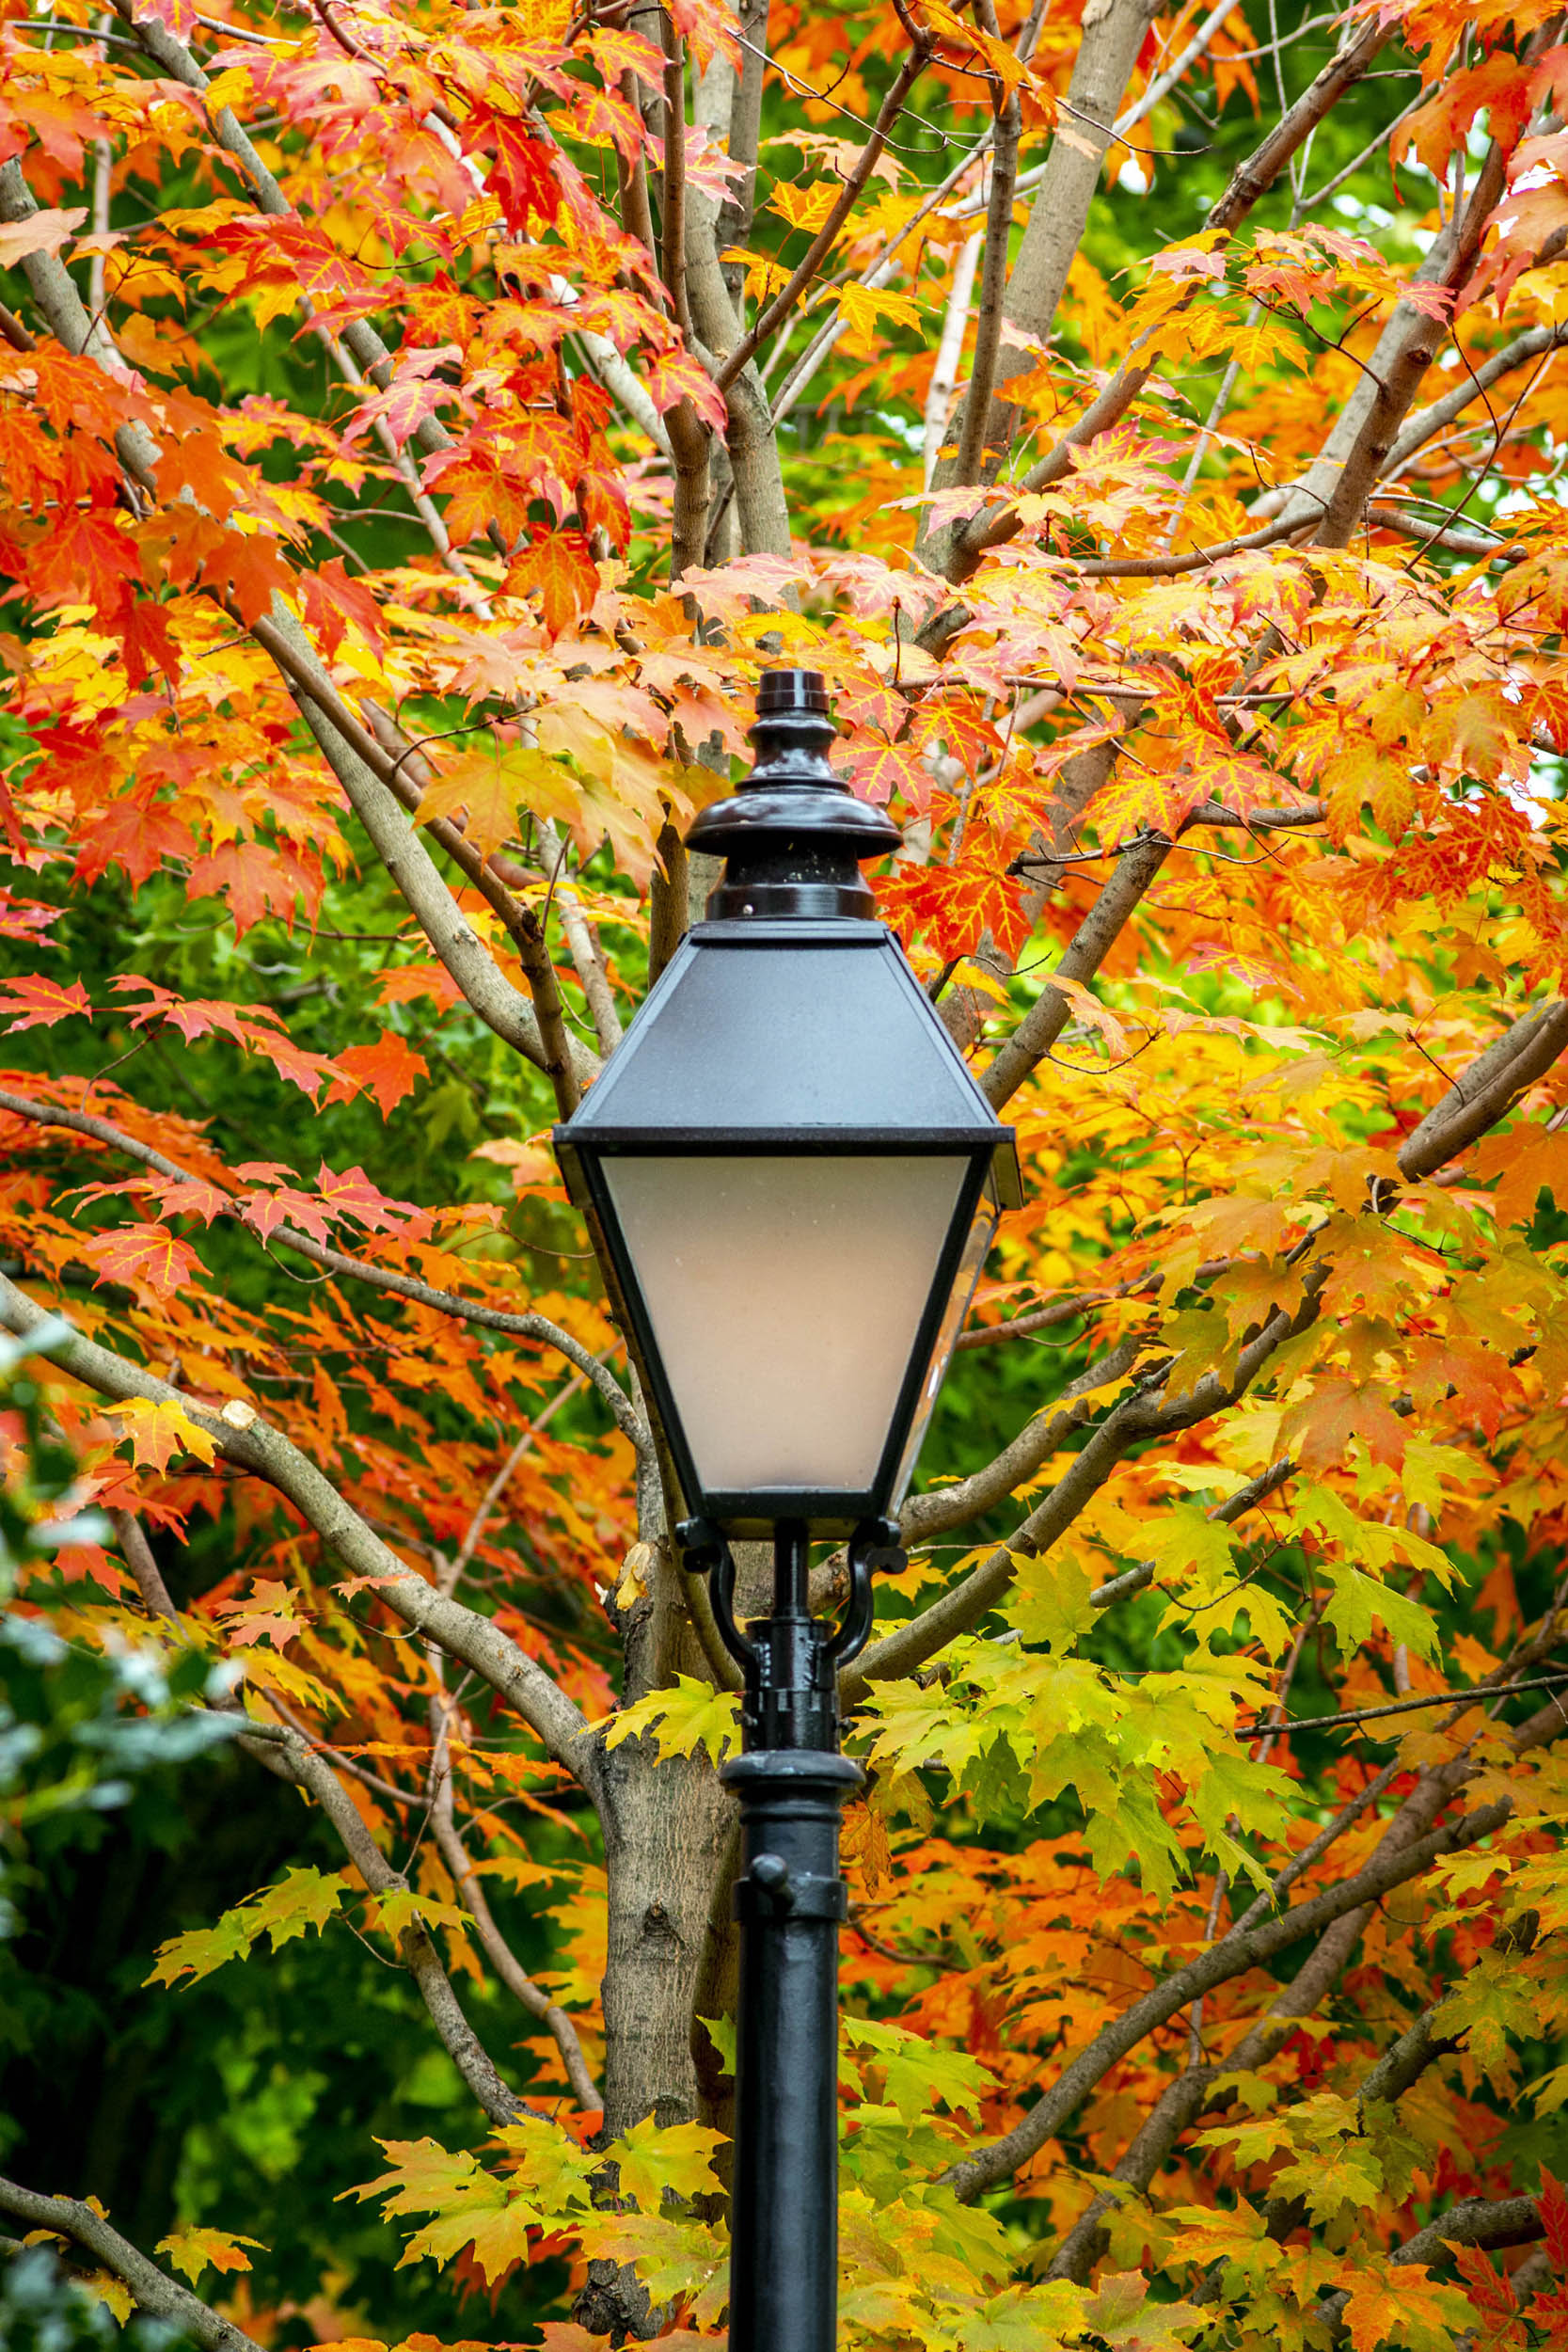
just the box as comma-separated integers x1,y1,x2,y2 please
678,1517,905,2352
567,1136,996,1537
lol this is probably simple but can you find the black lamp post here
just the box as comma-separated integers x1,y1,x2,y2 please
554,669,1020,2352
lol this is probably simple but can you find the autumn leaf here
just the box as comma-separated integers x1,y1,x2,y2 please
327,1032,430,1116
112,1395,219,1473
155,2227,266,2283
503,531,601,640
83,1222,203,1303
0,207,87,267
420,744,577,857
646,346,727,435
0,975,91,1031
606,2115,726,2211
1336,2264,1476,2352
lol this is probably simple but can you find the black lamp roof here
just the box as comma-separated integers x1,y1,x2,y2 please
557,667,1022,1207
565,920,1006,1144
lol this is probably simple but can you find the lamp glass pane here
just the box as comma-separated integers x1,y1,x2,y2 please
888,1194,998,1510
602,1153,970,1499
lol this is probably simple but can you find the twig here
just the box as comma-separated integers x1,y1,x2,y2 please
716,39,932,393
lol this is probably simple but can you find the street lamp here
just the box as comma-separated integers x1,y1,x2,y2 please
553,667,1020,2352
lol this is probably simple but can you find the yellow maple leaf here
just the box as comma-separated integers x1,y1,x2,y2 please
156,2226,267,2283
767,180,840,234
420,743,578,858
113,1396,218,1473
832,282,924,341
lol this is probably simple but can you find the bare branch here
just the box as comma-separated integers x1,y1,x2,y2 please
1398,1000,1568,1180
951,3,1021,489
430,1767,602,2111
900,1337,1145,1545
110,1508,179,1619
659,6,691,338
0,2182,263,2352
245,1717,552,2127
1384,324,1568,477
982,833,1173,1111
942,13,1394,581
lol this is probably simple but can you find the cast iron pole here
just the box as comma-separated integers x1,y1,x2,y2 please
721,1521,862,2352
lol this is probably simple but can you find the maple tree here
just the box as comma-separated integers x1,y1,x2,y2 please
6,0,1568,2339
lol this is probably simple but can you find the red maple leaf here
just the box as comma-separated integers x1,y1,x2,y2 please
326,1033,430,1117
300,557,386,657
485,118,562,229
646,347,727,435
0,975,91,1031
876,853,1029,963
503,530,601,640
83,1221,203,1303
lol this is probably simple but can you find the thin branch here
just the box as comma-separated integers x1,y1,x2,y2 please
1116,0,1244,134
714,38,932,393
941,13,1394,582
0,1089,646,1459
983,832,1174,1111
774,127,998,429
658,5,691,338
901,1337,1146,1545
1244,1670,1568,1740
0,2183,262,2352
952,0,1021,489
1383,324,1568,478
430,1772,602,2111
1399,1000,1568,1179
0,1271,603,1794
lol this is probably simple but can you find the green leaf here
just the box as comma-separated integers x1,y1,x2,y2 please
246,1865,349,1950
697,2012,736,2075
602,1675,740,1766
142,1866,346,1987
368,1885,472,1941
954,2280,1088,2349
842,2013,996,2122
1007,1549,1097,1652
606,2115,726,2212
1321,1566,1439,1659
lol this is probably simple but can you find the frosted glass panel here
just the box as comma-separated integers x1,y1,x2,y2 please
889,1197,997,1509
604,1154,969,1496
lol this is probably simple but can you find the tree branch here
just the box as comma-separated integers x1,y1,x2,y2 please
940,12,1394,581
900,1336,1145,1545
1383,323,1568,478
0,1089,645,1459
245,1717,552,2127
658,6,691,338
982,832,1173,1111
712,38,931,393
940,1788,1514,2201
0,1272,602,1792
1398,1000,1568,1179
430,1770,602,2112
0,2182,263,2352
951,0,1020,489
